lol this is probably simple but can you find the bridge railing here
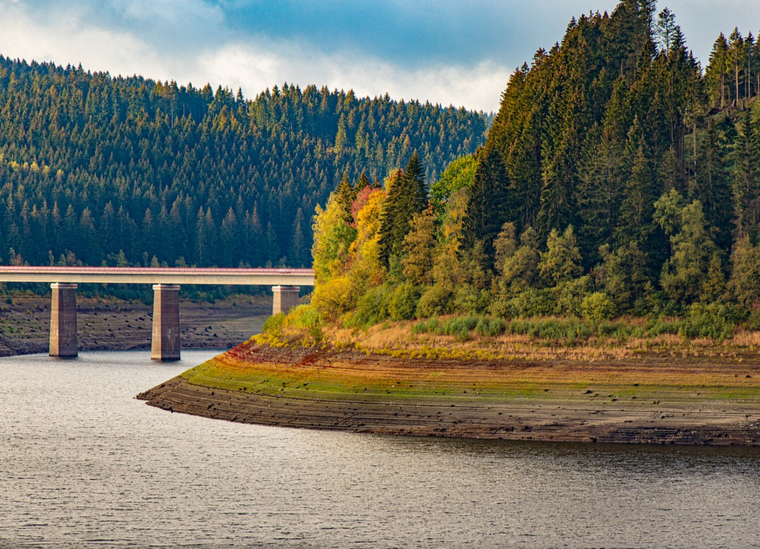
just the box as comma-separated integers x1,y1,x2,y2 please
0,266,314,286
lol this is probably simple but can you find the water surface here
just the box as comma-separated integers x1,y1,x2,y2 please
1,351,759,548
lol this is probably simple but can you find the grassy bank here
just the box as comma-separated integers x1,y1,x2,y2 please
135,310,760,444
177,312,760,408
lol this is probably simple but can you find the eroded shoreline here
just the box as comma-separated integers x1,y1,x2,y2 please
137,341,760,446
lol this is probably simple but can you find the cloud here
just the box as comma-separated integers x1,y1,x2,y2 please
0,2,168,76
200,41,509,111
0,0,759,113
0,0,511,110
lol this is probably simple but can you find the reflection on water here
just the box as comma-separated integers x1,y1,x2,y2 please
1,351,759,548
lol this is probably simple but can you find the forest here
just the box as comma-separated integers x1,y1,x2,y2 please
297,0,760,339
0,57,487,270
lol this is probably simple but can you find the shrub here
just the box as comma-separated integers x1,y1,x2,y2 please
488,291,512,318
556,276,593,317
441,314,479,341
452,284,489,315
506,317,593,342
388,283,422,321
310,275,357,320
262,312,286,336
416,284,454,318
682,302,742,340
581,292,617,323
345,285,391,328
508,288,555,317
475,317,507,337
412,317,440,334
285,304,325,342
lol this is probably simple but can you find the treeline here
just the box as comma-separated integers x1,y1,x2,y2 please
302,1,760,334
0,56,486,269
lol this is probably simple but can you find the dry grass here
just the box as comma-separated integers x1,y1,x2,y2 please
732,330,760,347
317,320,760,363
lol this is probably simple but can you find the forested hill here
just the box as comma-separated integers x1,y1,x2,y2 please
0,56,487,268
299,0,760,335
466,0,760,310
486,0,758,268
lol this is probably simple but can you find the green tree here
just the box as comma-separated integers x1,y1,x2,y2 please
539,225,583,287
728,235,760,307
660,200,717,303
463,145,511,261
402,207,436,286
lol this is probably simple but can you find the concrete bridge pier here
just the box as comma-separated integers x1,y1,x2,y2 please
151,284,181,361
50,283,78,357
272,285,300,315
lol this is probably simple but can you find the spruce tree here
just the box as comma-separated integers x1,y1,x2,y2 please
463,145,510,263
405,151,428,212
732,108,760,240
378,154,429,268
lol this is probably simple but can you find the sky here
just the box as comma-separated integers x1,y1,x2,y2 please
0,0,758,113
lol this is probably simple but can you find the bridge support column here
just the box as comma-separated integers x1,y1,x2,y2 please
151,284,181,361
50,283,78,357
272,285,300,315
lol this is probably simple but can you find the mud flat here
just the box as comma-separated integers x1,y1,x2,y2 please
138,340,760,446
0,294,270,356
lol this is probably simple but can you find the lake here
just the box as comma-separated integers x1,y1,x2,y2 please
1,351,759,548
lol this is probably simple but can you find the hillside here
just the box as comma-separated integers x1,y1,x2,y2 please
138,0,760,445
292,0,760,330
0,57,487,269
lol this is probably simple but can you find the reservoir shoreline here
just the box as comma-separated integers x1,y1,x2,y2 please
137,340,760,446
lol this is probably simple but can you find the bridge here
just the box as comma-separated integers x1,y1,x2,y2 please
0,266,314,361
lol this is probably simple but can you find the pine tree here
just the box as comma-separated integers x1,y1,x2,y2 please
377,154,429,267
405,151,428,212
463,145,510,262
706,33,729,107
290,208,306,267
732,107,760,240
618,146,654,243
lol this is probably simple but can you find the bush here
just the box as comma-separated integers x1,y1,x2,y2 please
412,317,440,334
345,285,391,328
310,275,357,320
452,284,490,315
508,288,555,317
262,312,286,336
556,276,593,317
414,314,497,341
682,302,742,340
507,317,593,342
388,283,422,321
416,284,454,318
488,291,512,318
441,315,479,341
285,304,325,342
475,317,507,337
581,292,617,323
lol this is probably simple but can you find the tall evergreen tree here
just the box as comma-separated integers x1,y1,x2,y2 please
463,145,511,262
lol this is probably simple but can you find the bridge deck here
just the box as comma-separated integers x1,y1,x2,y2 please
0,266,315,286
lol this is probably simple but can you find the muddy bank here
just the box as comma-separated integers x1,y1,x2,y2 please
0,294,270,356
137,341,760,446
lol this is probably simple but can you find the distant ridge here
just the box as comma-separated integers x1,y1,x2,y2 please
0,55,486,269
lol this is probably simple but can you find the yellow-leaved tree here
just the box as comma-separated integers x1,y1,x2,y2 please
310,181,386,321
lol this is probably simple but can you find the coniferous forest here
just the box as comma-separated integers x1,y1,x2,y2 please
0,56,486,269
302,0,760,336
